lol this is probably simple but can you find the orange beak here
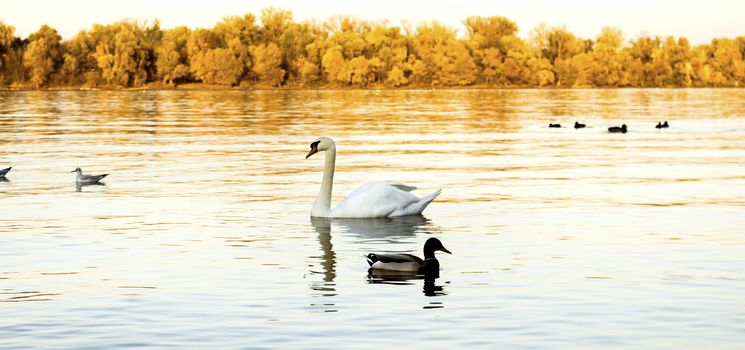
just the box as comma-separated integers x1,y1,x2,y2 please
306,144,318,159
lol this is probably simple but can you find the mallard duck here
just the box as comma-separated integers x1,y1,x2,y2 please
366,237,451,275
0,167,10,177
608,124,627,133
548,123,561,128
71,167,108,184
574,121,586,129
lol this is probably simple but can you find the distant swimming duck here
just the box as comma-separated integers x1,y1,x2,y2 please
0,167,10,177
662,121,669,128
608,124,627,133
366,237,451,275
655,122,663,129
549,123,561,128
71,167,108,184
574,121,586,129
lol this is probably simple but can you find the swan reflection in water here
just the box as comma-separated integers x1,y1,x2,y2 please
75,182,106,192
309,216,448,309
322,215,435,241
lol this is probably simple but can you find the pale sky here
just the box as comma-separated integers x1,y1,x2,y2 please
2,0,744,45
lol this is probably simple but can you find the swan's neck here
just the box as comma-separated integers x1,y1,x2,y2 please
312,145,336,217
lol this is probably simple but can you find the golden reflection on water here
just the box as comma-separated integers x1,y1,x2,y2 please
1,89,744,347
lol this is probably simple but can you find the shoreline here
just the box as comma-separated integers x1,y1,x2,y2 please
1,83,739,92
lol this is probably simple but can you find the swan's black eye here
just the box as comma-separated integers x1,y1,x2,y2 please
310,141,320,149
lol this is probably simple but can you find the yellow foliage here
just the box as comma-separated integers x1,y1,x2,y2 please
3,10,745,88
251,43,285,86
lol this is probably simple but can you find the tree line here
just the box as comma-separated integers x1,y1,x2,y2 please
1,8,744,89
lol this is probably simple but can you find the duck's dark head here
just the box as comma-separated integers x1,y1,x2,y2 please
423,237,451,259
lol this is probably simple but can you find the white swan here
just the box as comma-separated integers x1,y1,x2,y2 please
306,137,441,218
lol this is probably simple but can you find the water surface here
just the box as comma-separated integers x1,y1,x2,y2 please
1,89,744,348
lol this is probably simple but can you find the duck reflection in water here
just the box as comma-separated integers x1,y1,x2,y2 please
366,236,451,300
309,216,448,303
308,215,434,285
367,269,449,299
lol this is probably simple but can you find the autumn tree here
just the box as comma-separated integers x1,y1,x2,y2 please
250,42,284,86
661,36,692,86
214,14,258,73
0,21,19,85
187,14,259,86
187,29,230,85
3,9,745,89
364,25,409,84
538,26,585,86
628,36,670,86
411,21,477,86
258,8,319,84
22,25,62,87
321,45,346,84
293,55,320,85
588,27,626,87
464,16,540,85
704,38,745,86
157,26,190,85
92,21,158,87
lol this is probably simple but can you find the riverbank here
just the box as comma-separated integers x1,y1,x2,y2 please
3,82,736,91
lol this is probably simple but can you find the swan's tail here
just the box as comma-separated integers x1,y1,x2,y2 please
398,189,441,216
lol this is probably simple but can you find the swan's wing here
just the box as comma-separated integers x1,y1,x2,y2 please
387,183,417,192
344,181,416,199
331,182,419,218
390,189,441,217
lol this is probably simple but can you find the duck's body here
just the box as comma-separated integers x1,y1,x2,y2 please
0,167,10,177
306,137,440,218
548,123,561,128
72,168,108,184
366,238,451,275
608,124,627,133
574,121,586,129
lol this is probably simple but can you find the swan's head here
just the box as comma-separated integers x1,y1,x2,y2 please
306,137,335,159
